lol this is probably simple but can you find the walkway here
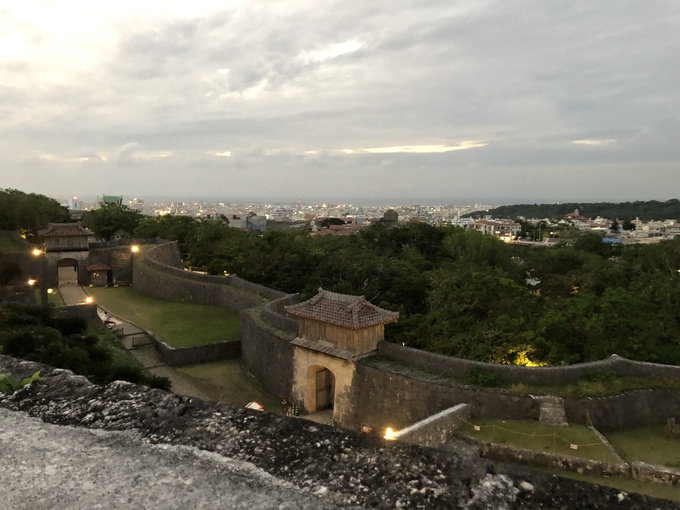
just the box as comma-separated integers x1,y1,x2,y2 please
59,285,210,400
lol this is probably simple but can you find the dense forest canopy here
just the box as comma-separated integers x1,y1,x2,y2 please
134,216,680,367
469,199,680,221
4,194,679,369
0,189,69,241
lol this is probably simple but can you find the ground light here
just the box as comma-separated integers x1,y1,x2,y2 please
131,245,140,253
85,297,94,304
384,427,396,440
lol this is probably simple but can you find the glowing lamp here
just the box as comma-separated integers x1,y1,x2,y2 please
384,427,396,440
85,297,94,304
131,245,140,253
27,279,36,286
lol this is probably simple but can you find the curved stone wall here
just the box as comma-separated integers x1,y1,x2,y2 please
122,238,680,433
132,242,287,310
378,341,680,385
350,362,680,433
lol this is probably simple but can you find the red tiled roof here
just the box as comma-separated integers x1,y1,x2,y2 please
87,262,110,271
285,288,399,329
38,223,93,237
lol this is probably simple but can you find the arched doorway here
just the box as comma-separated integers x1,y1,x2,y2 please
306,365,335,411
57,258,79,286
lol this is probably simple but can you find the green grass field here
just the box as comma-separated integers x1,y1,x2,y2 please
606,425,680,469
88,287,240,347
177,360,282,413
458,419,618,464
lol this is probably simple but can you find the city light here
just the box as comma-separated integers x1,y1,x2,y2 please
32,248,42,256
27,279,36,286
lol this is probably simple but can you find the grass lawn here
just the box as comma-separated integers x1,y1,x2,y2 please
88,287,240,348
177,360,282,413
605,425,680,469
458,419,618,464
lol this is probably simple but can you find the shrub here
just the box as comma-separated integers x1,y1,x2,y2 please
146,375,172,391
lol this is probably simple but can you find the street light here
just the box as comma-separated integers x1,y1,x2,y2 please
31,247,48,305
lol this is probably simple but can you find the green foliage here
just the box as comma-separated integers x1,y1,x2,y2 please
472,199,680,222
141,209,680,367
0,370,41,394
319,217,346,228
0,188,69,240
82,203,144,241
464,365,506,387
147,375,172,391
134,215,197,257
0,303,166,388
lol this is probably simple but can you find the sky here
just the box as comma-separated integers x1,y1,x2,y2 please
1,1,679,205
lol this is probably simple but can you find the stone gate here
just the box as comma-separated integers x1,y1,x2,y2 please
285,288,398,426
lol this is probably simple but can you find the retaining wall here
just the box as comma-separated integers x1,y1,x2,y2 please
393,403,469,448
564,389,680,431
53,303,98,321
151,336,241,367
378,341,680,385
632,461,680,485
464,437,630,479
348,362,539,433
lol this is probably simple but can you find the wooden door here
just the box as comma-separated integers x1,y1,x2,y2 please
315,369,334,410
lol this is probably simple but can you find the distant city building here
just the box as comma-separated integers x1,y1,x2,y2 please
472,218,521,242
98,195,123,206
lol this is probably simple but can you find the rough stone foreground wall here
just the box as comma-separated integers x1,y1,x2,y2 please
379,341,680,385
348,364,539,433
132,242,287,310
1,355,676,510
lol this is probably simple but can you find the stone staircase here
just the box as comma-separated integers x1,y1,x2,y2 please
537,396,568,427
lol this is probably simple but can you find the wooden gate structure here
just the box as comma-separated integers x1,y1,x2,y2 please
286,288,398,426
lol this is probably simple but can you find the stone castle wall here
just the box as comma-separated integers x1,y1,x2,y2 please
240,308,296,400
132,242,287,310
378,341,680,385
113,239,680,433
347,363,539,433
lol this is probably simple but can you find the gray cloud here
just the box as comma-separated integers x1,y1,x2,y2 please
1,0,678,203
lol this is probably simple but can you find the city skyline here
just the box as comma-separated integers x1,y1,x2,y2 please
1,1,679,202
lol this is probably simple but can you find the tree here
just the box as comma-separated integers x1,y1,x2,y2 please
319,217,346,228
0,188,69,240
82,203,144,241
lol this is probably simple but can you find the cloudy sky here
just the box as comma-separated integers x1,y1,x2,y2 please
1,1,679,204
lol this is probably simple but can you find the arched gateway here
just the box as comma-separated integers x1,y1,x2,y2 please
286,288,398,425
